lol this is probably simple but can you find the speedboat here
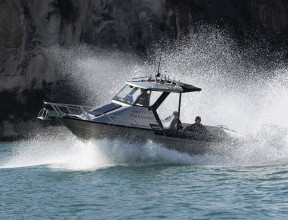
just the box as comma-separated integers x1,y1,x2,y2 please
38,73,245,155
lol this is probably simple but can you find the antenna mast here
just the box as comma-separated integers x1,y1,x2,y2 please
156,55,162,77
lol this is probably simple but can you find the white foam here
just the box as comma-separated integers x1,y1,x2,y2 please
1,132,288,171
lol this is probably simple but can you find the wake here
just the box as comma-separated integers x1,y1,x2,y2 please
1,129,288,171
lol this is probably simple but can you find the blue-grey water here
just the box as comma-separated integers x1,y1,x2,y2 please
1,136,288,220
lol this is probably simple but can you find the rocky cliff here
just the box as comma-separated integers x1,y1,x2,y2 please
0,0,288,139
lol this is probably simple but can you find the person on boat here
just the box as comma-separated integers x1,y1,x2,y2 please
170,111,183,130
183,116,207,134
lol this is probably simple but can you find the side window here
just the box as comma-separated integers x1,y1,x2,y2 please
149,91,162,106
157,92,179,120
129,88,142,104
136,90,151,107
135,90,163,107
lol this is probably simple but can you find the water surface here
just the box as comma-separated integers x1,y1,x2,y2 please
1,138,288,219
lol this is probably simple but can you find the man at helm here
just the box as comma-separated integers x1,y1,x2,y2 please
184,116,207,134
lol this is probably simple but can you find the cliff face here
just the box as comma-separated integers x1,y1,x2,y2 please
1,0,288,92
0,0,288,139
168,0,288,33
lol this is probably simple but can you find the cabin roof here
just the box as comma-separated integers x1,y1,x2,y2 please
126,74,201,93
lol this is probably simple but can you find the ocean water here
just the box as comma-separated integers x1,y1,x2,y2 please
1,136,288,220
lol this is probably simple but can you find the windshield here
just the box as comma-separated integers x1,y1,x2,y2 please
113,85,142,105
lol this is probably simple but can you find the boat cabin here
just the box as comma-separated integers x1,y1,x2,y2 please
40,73,202,132
102,74,202,130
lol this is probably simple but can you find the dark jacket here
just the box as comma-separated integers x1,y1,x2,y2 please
186,123,207,134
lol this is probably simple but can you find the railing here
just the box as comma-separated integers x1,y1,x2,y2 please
38,108,50,120
41,102,142,128
44,102,91,114
42,102,93,120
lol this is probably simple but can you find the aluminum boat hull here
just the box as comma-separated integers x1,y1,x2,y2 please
57,116,240,156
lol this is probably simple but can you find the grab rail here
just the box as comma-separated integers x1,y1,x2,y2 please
44,102,92,113
38,108,49,120
43,102,141,128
